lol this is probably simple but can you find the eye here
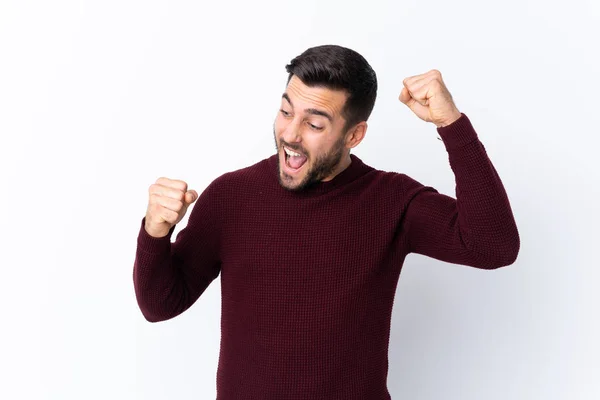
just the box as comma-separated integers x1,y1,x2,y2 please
279,109,290,117
309,123,324,131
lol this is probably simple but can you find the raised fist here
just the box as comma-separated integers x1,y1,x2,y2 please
144,177,198,238
399,69,461,128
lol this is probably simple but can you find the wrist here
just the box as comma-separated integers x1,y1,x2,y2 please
144,217,171,238
436,112,478,151
435,110,462,128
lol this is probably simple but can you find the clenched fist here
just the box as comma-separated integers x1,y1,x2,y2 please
144,177,198,238
399,69,462,128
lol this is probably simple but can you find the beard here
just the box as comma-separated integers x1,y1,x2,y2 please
273,128,347,192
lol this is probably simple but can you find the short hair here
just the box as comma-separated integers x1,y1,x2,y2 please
285,44,378,133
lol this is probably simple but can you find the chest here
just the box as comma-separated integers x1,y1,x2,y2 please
219,193,402,293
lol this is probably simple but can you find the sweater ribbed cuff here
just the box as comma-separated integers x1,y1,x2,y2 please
137,217,176,254
437,113,479,151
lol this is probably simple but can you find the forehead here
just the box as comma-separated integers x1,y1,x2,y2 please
284,75,348,118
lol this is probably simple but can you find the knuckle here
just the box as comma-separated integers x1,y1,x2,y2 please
149,184,162,197
149,203,161,216
160,207,172,222
173,199,184,211
158,194,168,205
168,179,186,192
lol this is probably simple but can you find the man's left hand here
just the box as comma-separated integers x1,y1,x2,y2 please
399,69,462,128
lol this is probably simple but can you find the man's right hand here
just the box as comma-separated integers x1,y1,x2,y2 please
144,177,198,238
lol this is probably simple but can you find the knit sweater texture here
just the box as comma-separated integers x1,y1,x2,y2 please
133,113,520,399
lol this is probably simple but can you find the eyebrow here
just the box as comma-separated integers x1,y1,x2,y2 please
282,93,333,123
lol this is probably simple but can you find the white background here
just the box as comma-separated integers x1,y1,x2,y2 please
1,0,598,399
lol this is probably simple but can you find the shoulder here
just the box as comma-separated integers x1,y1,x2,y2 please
203,155,276,194
358,159,437,202
190,156,275,222
359,159,420,190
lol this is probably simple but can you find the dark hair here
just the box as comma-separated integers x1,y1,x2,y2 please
285,44,377,133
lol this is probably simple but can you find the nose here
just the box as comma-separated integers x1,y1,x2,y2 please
281,118,303,145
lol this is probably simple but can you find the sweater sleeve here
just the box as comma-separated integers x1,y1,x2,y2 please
133,179,222,322
403,113,520,269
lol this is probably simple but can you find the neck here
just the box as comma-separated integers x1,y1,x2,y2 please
321,152,352,182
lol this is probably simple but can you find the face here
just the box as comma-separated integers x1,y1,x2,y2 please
273,75,364,191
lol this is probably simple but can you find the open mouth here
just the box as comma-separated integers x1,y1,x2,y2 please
283,146,308,171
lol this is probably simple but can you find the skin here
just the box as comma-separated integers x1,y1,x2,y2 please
399,69,462,128
273,75,367,191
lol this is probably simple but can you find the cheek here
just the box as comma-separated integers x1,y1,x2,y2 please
273,117,286,136
313,136,332,151
301,138,321,158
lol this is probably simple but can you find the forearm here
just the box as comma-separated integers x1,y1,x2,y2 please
133,218,188,322
439,114,520,264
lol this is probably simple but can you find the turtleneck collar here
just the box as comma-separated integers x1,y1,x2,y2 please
267,153,374,196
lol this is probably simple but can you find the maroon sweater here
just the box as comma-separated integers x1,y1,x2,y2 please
133,113,519,399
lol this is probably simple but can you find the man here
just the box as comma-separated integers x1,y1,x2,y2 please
133,44,520,399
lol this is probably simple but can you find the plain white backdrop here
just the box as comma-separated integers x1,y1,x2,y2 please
1,0,598,399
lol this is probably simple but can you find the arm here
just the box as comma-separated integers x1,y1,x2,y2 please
403,113,520,269
133,180,222,322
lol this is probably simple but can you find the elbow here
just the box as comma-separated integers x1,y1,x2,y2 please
484,253,518,270
482,235,521,270
134,289,189,323
138,304,161,322
505,242,520,266
137,303,169,323
503,230,521,266
133,276,178,323
133,288,178,323
142,312,166,323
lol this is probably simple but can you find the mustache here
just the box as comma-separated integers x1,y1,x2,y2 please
280,140,308,156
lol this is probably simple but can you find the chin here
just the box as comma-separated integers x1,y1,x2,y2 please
278,170,305,191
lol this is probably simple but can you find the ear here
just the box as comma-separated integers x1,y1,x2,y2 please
345,122,367,149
